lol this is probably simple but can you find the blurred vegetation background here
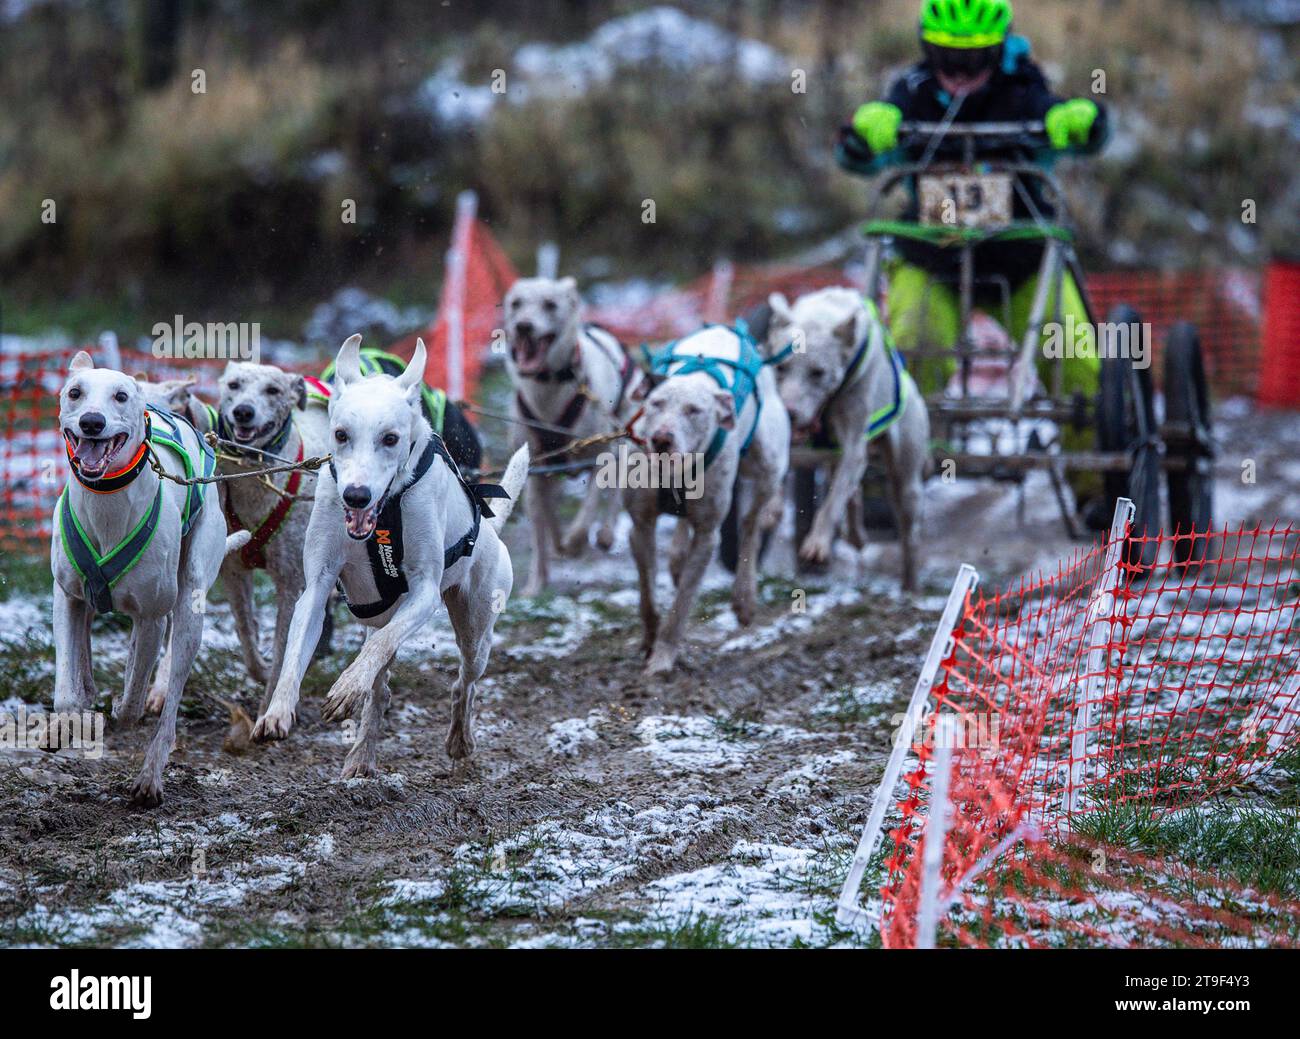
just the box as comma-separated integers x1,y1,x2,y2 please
0,0,1296,341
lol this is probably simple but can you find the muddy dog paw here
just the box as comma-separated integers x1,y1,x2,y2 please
732,589,757,628
798,530,835,566
129,772,165,809
559,525,590,558
321,669,370,723
644,648,677,677
445,727,477,761
250,705,295,742
339,754,378,781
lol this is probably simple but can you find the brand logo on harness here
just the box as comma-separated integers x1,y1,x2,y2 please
374,529,400,578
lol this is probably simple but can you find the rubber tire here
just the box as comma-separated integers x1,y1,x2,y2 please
1163,321,1213,565
1097,304,1160,569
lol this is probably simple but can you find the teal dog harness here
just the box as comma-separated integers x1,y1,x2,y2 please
644,321,771,468
56,408,216,614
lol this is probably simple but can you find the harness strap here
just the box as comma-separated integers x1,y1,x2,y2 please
340,433,509,619
303,375,333,406
866,342,908,442
646,322,766,468
519,365,578,384
321,349,447,434
229,438,304,570
57,482,163,615
516,390,588,457
150,406,215,536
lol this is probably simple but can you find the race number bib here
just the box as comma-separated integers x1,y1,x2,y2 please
918,172,1014,229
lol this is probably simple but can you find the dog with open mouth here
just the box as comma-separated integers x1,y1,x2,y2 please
53,352,251,807
250,335,529,777
503,276,642,596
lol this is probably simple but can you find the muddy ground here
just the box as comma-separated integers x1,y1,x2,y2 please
0,399,1296,947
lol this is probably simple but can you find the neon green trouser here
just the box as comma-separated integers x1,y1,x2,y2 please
887,261,1101,495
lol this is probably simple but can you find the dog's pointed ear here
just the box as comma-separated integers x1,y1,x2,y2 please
398,339,427,400
629,370,658,402
292,373,307,410
560,276,581,310
767,294,793,341
169,380,197,409
70,351,94,374
833,310,859,350
132,371,150,383
768,293,792,321
713,389,736,430
335,334,364,386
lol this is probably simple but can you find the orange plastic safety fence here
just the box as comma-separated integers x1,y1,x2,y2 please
879,524,1300,948
591,262,1261,396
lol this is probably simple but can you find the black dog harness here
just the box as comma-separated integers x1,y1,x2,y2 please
333,433,509,620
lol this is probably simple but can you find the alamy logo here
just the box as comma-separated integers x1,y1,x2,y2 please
50,971,151,1019
594,443,704,499
0,706,103,758
152,315,260,361
1042,316,1151,369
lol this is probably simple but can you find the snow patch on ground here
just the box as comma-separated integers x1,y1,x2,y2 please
547,712,605,756
627,841,840,947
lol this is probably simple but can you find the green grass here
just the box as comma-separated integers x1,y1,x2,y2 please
1075,801,1300,901
0,554,54,603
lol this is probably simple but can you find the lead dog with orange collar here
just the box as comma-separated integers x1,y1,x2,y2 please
504,276,641,596
53,353,250,806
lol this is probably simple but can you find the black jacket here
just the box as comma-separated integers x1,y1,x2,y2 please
838,35,1108,282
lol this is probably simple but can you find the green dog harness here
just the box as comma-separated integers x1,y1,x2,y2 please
319,348,448,435
57,408,216,614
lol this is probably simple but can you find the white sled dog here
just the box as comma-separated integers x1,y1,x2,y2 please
624,324,790,676
251,336,528,777
53,353,250,806
503,276,641,596
767,288,929,590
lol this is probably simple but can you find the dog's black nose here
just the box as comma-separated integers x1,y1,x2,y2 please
232,404,255,424
515,320,534,336
650,432,674,453
78,412,106,437
342,484,372,509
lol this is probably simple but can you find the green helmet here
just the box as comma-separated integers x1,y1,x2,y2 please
919,0,1013,49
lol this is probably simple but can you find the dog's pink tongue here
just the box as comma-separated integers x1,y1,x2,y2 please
74,439,111,465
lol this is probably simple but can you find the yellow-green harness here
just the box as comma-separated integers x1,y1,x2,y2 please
56,408,215,614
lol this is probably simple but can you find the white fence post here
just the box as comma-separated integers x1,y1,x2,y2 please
536,241,559,279
705,258,734,324
835,563,979,931
443,190,477,402
1062,496,1135,818
98,331,121,371
915,714,958,949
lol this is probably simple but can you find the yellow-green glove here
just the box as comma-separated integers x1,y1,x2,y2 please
1045,98,1099,149
851,101,903,156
